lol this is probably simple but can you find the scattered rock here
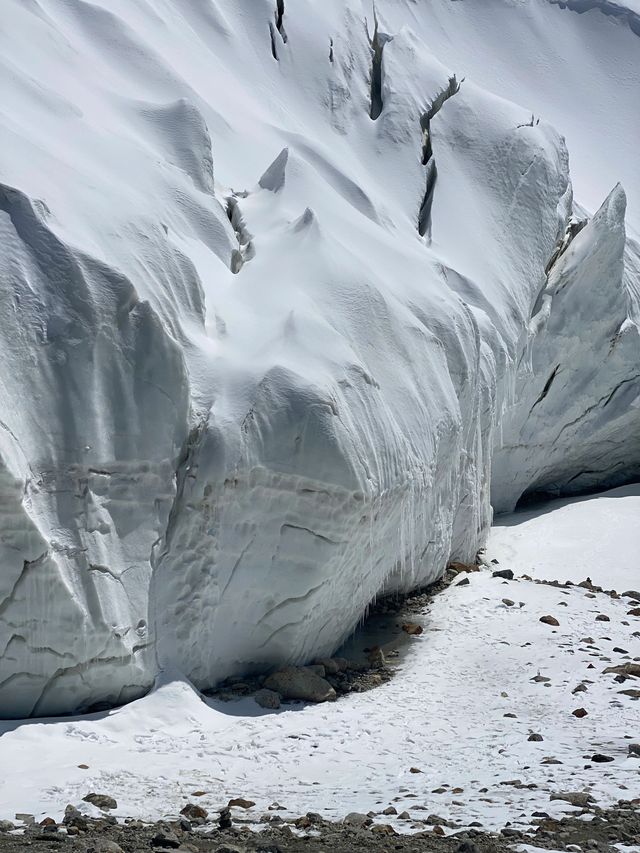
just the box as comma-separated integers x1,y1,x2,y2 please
180,803,208,820
595,614,610,622
343,812,371,828
409,767,422,773
0,822,15,833
540,615,560,626
628,743,640,757
502,598,515,606
402,623,423,636
492,569,514,580
591,754,614,763
572,683,587,694
218,808,232,830
381,806,397,815
87,841,124,853
604,662,640,678
628,607,640,617
572,708,588,718
550,792,596,807
528,733,544,742
228,798,255,809
456,577,470,586
263,667,336,703
151,826,181,849
398,811,411,820
531,674,551,683
82,793,117,810
623,590,640,601
613,647,629,654
255,688,281,710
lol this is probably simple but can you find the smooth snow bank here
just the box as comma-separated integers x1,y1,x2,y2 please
1,0,639,716
0,489,639,827
490,484,640,589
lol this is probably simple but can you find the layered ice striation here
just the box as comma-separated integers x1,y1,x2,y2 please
0,0,638,716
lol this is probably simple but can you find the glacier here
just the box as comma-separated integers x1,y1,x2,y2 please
0,0,639,717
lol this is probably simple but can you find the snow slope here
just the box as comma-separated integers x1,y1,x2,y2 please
1,0,639,716
0,487,638,828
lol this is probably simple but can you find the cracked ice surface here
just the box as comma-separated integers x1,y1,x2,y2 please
0,0,639,716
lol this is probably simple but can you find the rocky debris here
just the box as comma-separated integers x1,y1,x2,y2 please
591,754,614,762
0,823,14,833
604,662,640,678
595,614,610,622
381,806,397,815
342,812,371,828
550,791,596,807
572,707,588,717
228,798,255,810
86,841,124,853
82,793,117,810
540,615,560,626
402,623,423,635
628,743,640,756
528,733,544,741
620,687,640,697
151,824,181,848
492,569,514,580
218,808,232,830
456,577,470,586
623,590,640,601
502,598,515,606
263,667,336,703
180,804,207,820
628,607,640,616
63,805,88,830
572,683,587,693
254,689,281,710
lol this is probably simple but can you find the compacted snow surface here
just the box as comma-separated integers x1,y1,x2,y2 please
0,487,638,829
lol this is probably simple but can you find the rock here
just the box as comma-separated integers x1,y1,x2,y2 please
591,754,614,763
86,841,124,853
15,814,34,825
151,826,181,849
502,598,515,606
343,812,371,828
528,733,544,741
371,824,396,835
572,707,588,717
180,803,208,820
628,607,640,617
620,688,640,697
623,590,640,601
313,658,340,675
402,623,423,635
531,674,551,683
263,667,336,702
540,615,560,626
550,792,596,807
62,805,87,830
457,842,479,853
218,808,232,830
82,792,117,810
0,821,15,833
492,569,514,580
213,847,243,853
367,646,385,668
613,646,629,654
627,743,640,756
255,689,281,710
572,683,587,694
595,614,610,622
432,825,445,836
228,798,255,809
604,662,640,678
456,577,470,586
448,562,479,574
381,806,397,815
398,811,411,820
304,664,326,677
409,767,423,773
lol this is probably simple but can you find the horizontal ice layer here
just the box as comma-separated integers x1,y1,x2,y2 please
0,0,638,715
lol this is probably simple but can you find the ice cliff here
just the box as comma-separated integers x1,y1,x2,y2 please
0,0,638,717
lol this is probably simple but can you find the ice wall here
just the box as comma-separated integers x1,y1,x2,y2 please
0,0,638,716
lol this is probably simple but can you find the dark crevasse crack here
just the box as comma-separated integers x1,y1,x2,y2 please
270,0,287,60
329,37,334,64
418,75,462,238
225,194,255,273
529,364,561,414
368,12,390,120
544,215,588,275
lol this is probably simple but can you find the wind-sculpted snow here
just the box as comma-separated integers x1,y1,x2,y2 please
0,0,638,716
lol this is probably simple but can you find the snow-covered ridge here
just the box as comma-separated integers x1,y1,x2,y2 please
0,0,638,717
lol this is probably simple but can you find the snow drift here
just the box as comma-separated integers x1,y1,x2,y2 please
0,0,639,717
